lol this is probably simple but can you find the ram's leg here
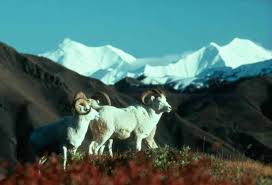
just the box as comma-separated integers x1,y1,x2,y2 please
108,139,113,157
145,139,158,149
38,153,48,165
145,127,158,149
136,136,143,151
72,147,78,155
94,132,113,155
99,145,105,155
62,146,67,170
88,141,97,155
94,141,107,155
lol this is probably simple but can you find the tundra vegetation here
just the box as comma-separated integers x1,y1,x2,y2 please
1,147,272,185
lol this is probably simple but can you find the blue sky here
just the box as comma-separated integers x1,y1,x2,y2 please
0,0,271,57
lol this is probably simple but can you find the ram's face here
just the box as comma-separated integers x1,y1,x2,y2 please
151,95,172,113
78,98,102,122
74,98,100,121
86,98,100,109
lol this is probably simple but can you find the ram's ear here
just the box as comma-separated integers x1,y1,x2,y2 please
150,95,155,101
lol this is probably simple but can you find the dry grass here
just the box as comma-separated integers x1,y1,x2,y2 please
223,160,272,177
207,154,272,184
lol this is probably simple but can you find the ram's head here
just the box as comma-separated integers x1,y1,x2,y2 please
88,91,112,109
141,89,172,114
73,92,100,120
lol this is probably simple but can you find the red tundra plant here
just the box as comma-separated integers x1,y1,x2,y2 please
0,149,258,185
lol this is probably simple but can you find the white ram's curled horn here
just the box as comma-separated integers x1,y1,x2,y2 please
141,89,160,104
91,91,112,106
153,88,165,97
74,92,91,115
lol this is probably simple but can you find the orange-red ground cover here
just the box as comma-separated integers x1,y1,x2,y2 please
1,148,270,185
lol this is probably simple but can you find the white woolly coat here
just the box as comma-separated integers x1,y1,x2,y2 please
91,105,162,142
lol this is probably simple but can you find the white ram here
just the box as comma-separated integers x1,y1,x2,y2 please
88,89,172,156
30,92,100,169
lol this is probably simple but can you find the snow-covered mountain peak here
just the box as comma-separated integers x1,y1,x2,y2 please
41,38,272,89
40,38,136,76
208,42,220,49
61,38,78,46
58,38,136,63
204,38,272,68
58,38,88,52
105,44,136,64
227,38,256,47
221,39,272,68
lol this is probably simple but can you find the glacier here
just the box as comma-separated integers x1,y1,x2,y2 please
40,38,272,90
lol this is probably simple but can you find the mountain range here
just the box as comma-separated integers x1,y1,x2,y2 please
1,40,272,173
41,38,272,90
